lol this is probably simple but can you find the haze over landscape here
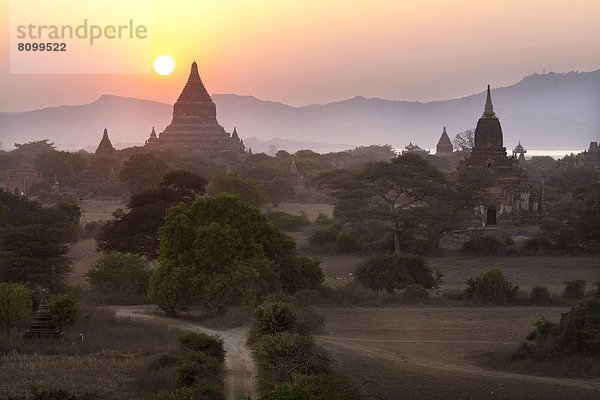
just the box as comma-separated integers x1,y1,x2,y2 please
1,69,598,153
1,1,600,400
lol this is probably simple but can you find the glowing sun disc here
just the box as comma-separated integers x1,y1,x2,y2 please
153,55,176,76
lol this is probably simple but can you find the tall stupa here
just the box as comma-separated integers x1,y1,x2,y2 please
145,61,245,153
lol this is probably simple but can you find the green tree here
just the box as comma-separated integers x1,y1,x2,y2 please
119,153,169,194
34,149,87,185
464,268,517,304
48,293,79,329
97,171,206,259
149,194,323,315
355,254,434,294
0,192,79,290
0,282,32,337
452,128,475,152
253,301,297,338
208,172,266,207
314,153,457,253
263,177,296,207
86,252,150,301
161,169,207,201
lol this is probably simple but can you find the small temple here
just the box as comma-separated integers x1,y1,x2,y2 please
402,142,430,156
5,153,39,196
145,61,246,154
459,85,541,226
77,128,120,190
582,141,600,170
23,290,62,340
435,126,454,155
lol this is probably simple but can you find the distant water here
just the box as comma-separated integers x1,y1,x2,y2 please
525,149,584,159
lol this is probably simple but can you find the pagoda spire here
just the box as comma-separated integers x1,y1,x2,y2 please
483,85,496,118
150,126,157,139
95,128,116,155
177,61,211,103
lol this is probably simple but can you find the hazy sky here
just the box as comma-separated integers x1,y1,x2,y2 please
1,0,599,112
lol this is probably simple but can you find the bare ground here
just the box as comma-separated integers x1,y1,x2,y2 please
316,306,600,400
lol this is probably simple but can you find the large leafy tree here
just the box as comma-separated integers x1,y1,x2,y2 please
314,153,461,252
0,190,80,290
119,153,169,194
0,282,32,337
149,194,323,315
97,170,206,259
208,172,267,208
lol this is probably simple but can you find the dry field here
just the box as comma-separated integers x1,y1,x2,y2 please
80,197,126,223
317,306,600,400
318,254,600,292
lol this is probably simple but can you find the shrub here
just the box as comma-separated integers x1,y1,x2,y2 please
402,284,430,304
355,254,434,294
335,229,361,252
267,211,311,232
177,360,200,386
563,280,587,299
48,293,79,329
154,383,224,400
530,286,552,304
464,268,517,304
253,332,315,382
179,332,225,361
462,234,506,255
259,374,361,400
253,302,297,338
526,319,561,344
521,299,600,359
307,228,338,247
0,282,32,337
86,252,150,302
314,213,332,225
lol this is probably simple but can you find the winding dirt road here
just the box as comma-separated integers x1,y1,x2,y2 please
112,306,258,400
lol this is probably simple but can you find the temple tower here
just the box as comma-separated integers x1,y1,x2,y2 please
436,126,454,154
145,62,245,153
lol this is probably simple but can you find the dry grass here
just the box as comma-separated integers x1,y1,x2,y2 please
0,306,180,399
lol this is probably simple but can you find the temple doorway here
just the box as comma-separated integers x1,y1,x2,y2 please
486,207,497,225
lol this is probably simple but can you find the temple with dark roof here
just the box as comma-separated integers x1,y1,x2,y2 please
435,126,454,155
77,128,120,190
146,62,245,153
460,85,541,226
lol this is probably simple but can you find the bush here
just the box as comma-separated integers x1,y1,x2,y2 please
464,268,517,304
521,299,600,359
462,234,506,255
335,229,361,252
355,254,434,294
563,280,587,299
307,228,338,247
402,285,430,304
86,252,150,302
526,319,561,344
530,286,552,304
253,302,297,338
154,383,224,400
267,211,311,232
179,332,225,361
259,374,361,400
314,213,332,225
148,354,180,371
48,293,79,329
253,332,316,382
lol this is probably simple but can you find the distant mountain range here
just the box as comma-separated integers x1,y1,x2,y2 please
1,70,598,153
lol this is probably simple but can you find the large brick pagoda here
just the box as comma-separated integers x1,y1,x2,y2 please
145,61,245,154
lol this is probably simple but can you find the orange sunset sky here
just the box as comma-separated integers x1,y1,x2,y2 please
1,0,599,112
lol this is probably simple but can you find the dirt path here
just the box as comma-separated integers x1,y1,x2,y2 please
316,336,600,393
112,306,258,400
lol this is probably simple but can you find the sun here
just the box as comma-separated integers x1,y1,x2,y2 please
153,55,176,76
